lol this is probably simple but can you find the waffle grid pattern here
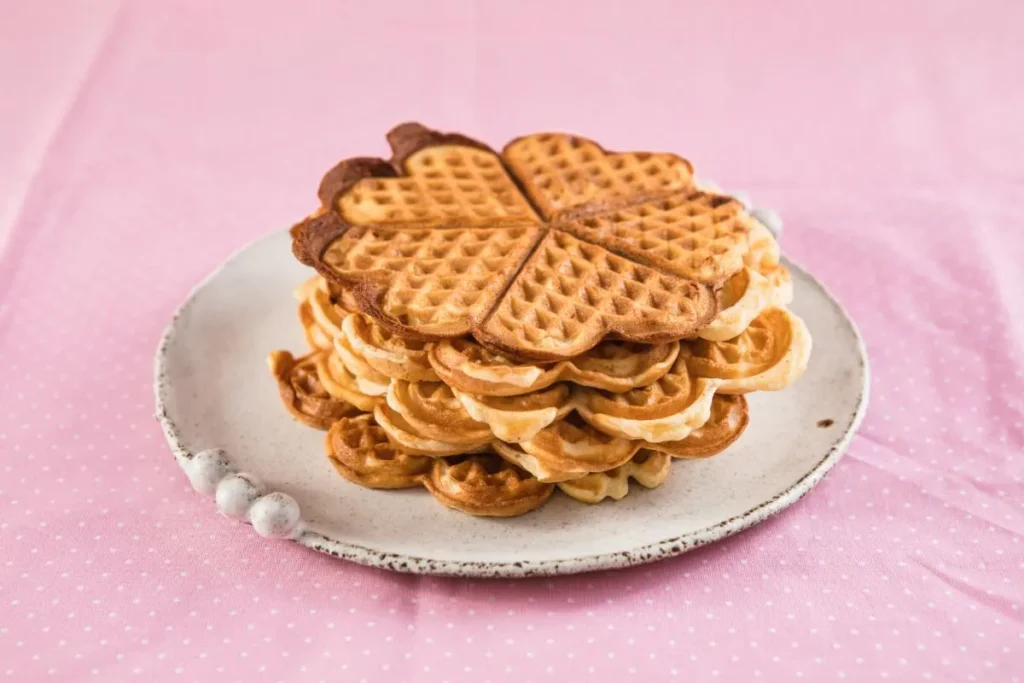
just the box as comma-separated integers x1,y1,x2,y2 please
298,123,763,360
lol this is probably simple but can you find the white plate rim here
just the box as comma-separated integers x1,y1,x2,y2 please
155,230,870,578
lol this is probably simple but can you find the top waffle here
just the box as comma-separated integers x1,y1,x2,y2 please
292,123,762,360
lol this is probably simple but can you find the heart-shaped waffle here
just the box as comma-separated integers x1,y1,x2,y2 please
325,414,431,489
427,337,678,397
683,307,812,394
574,354,719,442
267,350,356,429
556,450,671,503
291,123,771,360
424,453,554,517
644,394,749,458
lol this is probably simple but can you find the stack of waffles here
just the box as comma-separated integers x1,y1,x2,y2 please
270,123,812,517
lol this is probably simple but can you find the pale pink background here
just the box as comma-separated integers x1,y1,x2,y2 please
2,1,1023,681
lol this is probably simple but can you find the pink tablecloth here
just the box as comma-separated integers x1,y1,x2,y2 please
2,2,1022,681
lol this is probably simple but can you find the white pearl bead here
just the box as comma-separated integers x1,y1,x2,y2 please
250,493,302,539
215,473,264,519
186,449,234,495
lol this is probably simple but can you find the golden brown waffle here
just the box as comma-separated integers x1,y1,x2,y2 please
450,383,573,443
556,450,671,503
314,351,382,412
316,222,545,339
644,394,749,458
423,453,554,517
575,354,718,442
326,124,539,227
386,381,492,446
558,191,753,284
683,307,812,393
298,301,334,351
760,262,792,297
386,379,578,445
502,133,693,219
698,266,794,342
491,441,580,483
512,414,640,480
743,220,781,274
326,414,431,489
297,277,342,340
340,313,438,382
475,230,716,359
323,415,555,515
332,334,390,396
267,350,356,429
565,339,680,390
295,276,358,350
373,403,491,456
290,123,772,360
427,337,679,397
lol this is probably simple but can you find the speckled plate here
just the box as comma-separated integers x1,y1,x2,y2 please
155,229,869,578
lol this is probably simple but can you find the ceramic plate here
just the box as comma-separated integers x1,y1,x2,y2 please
155,229,869,577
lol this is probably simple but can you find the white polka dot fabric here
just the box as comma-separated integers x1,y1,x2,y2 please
2,3,1023,681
